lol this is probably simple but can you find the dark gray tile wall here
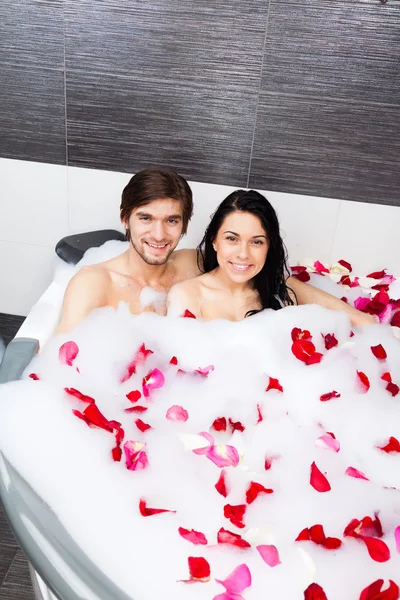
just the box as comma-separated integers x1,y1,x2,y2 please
0,0,399,205
0,0,66,164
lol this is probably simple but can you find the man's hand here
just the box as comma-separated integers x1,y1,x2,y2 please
56,267,109,335
287,276,378,328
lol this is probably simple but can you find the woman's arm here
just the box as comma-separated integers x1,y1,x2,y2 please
167,282,201,318
287,276,377,327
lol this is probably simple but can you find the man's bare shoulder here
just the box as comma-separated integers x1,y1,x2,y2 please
167,275,203,317
56,265,111,334
170,248,201,278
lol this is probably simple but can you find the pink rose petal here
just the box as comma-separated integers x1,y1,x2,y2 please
215,564,252,595
345,466,369,481
123,441,148,471
256,544,281,567
207,443,239,468
59,341,79,366
166,405,189,422
315,434,340,453
395,526,400,553
142,368,165,398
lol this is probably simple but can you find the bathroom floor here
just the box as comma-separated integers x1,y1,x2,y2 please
0,313,35,599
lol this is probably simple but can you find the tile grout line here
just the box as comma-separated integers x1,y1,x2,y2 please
0,547,18,588
62,0,70,233
246,0,272,189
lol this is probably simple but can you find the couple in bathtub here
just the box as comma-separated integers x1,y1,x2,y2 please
57,167,375,334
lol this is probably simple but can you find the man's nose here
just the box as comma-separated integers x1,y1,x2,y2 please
152,221,166,241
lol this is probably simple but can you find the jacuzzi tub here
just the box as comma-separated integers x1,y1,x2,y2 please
0,230,132,600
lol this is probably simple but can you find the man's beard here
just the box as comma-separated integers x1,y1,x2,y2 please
130,238,175,266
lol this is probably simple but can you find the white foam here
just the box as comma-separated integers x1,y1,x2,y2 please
0,303,399,599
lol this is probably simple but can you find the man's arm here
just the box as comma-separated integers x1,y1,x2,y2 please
287,276,377,327
56,267,109,335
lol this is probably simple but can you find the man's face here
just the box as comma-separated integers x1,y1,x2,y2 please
125,198,184,266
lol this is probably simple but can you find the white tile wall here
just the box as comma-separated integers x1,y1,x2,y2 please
0,159,399,316
0,158,68,247
0,241,56,315
329,199,400,274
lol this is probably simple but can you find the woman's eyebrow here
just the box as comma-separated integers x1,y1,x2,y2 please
223,230,267,239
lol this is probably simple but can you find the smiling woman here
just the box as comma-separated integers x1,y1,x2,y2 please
167,189,296,321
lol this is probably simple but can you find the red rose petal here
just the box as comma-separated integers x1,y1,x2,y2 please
310,462,331,492
320,390,341,402
215,470,229,497
391,311,400,328
111,446,122,462
296,524,342,550
121,344,153,383
126,390,142,403
187,556,210,581
256,404,263,423
170,356,178,365
212,417,227,432
246,481,274,504
381,372,392,383
217,528,251,548
378,437,400,453
291,339,317,362
367,270,387,279
229,418,245,433
359,579,399,600
387,382,400,397
304,582,328,600
338,259,352,272
178,528,208,545
183,309,196,319
323,333,338,350
135,419,152,432
291,327,312,342
29,373,40,380
361,536,391,563
64,387,95,403
124,405,148,413
357,371,370,393
224,504,247,529
72,403,118,433
371,344,387,361
139,499,175,517
266,377,283,392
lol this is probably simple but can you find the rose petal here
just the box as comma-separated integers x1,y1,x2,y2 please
292,339,323,365
246,481,274,504
322,333,339,350
378,437,400,453
212,417,227,432
371,344,387,361
310,462,331,492
266,377,283,392
304,583,328,600
345,466,369,481
296,524,342,550
357,371,370,393
142,368,165,398
121,344,153,383
195,365,215,377
359,579,399,600
217,528,251,548
124,405,148,413
182,309,196,319
64,387,95,403
315,435,340,453
314,260,330,275
291,327,312,342
215,470,229,497
178,527,208,545
224,504,247,529
354,296,371,311
338,259,352,272
59,341,79,366
124,441,148,471
386,382,400,397
391,311,400,328
126,390,142,403
170,356,178,365
29,373,40,380
135,419,152,432
72,403,118,432
367,269,387,279
320,390,341,402
395,527,400,553
361,536,391,563
166,405,189,422
256,404,263,423
139,498,175,517
207,444,240,468
229,418,245,433
256,544,281,567
215,564,251,595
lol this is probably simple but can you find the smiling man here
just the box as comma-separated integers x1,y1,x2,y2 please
57,167,375,334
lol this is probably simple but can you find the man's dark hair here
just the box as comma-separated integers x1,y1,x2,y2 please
120,167,193,240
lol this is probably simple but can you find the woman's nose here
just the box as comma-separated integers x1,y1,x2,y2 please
236,243,248,260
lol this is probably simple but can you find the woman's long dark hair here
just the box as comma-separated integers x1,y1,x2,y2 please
197,190,296,314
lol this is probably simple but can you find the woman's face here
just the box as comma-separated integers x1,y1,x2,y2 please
212,211,269,284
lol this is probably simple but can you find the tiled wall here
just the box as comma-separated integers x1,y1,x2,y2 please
1,0,399,205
